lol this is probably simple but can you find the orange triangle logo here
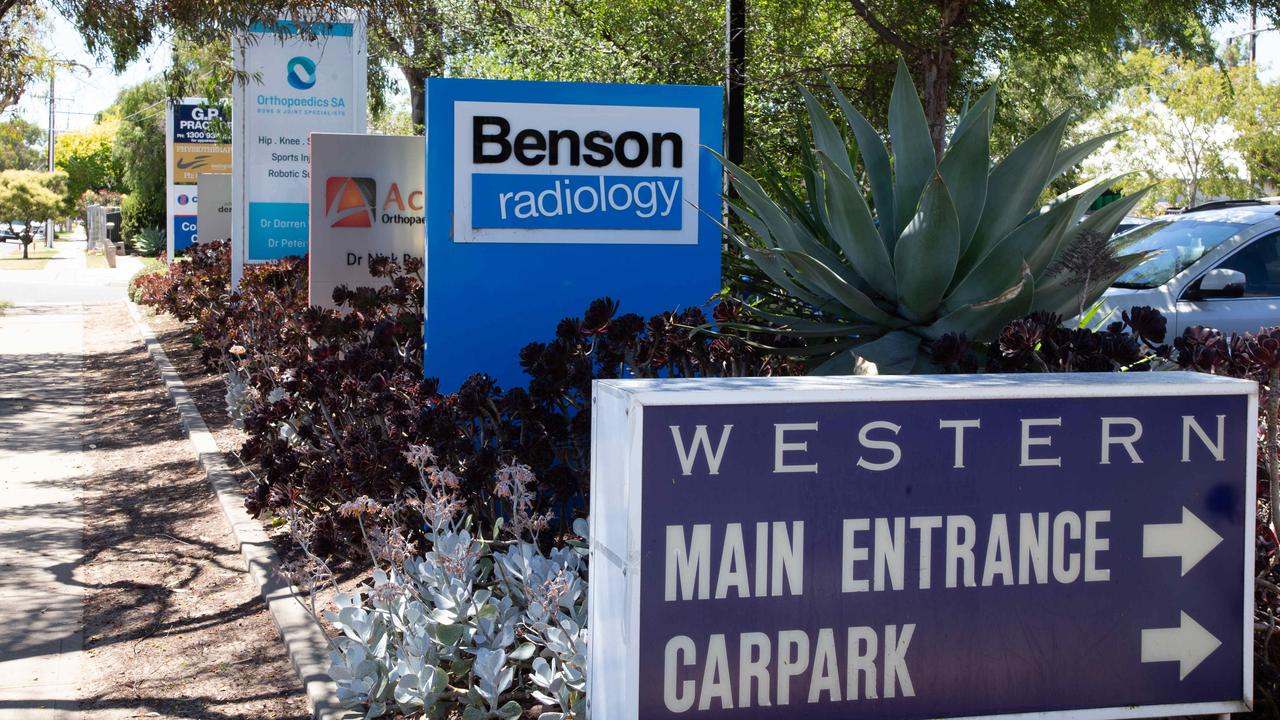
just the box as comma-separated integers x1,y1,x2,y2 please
325,177,375,228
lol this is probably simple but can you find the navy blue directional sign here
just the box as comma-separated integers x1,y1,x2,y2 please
588,374,1256,720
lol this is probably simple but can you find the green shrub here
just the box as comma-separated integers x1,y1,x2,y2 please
119,191,161,244
127,262,168,304
132,226,165,257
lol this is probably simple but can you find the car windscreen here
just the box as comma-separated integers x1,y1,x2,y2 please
1110,218,1252,288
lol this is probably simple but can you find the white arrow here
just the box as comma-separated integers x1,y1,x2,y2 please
1141,611,1221,680
1143,506,1223,575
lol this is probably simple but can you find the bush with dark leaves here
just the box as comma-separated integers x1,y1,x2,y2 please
140,250,801,557
927,307,1172,373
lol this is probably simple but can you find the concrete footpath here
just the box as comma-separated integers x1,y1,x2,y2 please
0,238,143,305
0,303,85,718
0,237,118,716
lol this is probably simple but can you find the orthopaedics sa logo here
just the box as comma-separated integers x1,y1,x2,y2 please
286,56,317,90
325,176,376,228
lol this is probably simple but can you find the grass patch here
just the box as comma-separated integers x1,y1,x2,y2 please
139,256,164,272
0,244,56,270
0,300,12,315
86,253,109,270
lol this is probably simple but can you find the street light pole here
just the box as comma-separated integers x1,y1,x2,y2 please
1226,24,1276,69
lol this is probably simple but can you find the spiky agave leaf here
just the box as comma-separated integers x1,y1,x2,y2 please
722,59,1148,374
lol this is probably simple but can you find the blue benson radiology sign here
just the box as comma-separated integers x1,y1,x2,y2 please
424,79,722,390
589,374,1257,720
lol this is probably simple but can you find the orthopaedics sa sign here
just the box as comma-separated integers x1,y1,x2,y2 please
231,17,367,286
165,99,230,257
424,79,722,389
309,133,423,309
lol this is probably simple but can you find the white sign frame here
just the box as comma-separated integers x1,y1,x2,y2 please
589,372,1256,720
450,100,700,245
231,16,368,286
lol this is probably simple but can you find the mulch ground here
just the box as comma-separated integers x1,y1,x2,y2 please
142,313,248,480
143,311,369,607
77,301,308,719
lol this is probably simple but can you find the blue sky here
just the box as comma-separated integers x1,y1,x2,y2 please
15,6,172,132
1216,12,1280,80
9,5,1279,135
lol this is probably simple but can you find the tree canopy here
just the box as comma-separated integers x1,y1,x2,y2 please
1082,47,1280,212
0,0,1254,219
0,168,67,227
0,2,47,116
55,119,124,211
38,0,1277,172
0,115,44,170
102,78,166,237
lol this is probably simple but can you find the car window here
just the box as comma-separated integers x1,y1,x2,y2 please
1111,218,1252,288
1211,233,1280,297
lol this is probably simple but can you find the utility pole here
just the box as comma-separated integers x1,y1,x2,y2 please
1252,0,1259,66
725,0,746,168
45,65,54,248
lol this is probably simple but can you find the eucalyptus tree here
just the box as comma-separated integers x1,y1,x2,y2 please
0,116,45,171
843,0,1278,157
0,2,46,116
43,0,1280,179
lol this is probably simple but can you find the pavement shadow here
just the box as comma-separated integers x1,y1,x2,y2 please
0,690,309,719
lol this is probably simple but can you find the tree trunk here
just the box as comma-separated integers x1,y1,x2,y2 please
845,0,972,162
403,66,428,134
920,48,953,160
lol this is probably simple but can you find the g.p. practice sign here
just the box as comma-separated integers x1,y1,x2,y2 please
165,99,231,257
424,79,721,390
589,374,1255,720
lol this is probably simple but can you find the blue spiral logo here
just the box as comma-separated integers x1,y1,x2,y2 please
286,56,317,90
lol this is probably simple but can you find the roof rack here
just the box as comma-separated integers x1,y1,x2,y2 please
1178,199,1268,214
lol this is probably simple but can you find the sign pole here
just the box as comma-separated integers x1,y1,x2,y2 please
724,0,746,168
45,65,55,249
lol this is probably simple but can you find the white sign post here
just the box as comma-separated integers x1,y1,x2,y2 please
231,18,367,285
196,173,232,244
308,133,423,309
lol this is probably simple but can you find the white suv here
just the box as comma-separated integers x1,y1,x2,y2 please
1099,202,1280,336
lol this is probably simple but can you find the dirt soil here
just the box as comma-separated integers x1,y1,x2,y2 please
144,310,369,602
142,312,248,480
77,302,308,719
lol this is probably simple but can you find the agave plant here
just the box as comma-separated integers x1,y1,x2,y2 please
718,60,1152,374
